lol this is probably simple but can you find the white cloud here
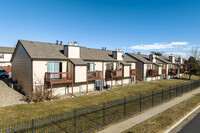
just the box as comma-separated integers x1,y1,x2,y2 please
130,42,189,50
169,42,189,45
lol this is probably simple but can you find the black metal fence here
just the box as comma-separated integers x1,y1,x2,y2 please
1,80,200,133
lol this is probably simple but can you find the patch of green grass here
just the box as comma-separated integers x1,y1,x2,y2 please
123,93,200,133
0,76,199,126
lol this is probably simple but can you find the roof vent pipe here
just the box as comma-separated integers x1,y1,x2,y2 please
60,41,63,45
68,41,72,45
56,40,59,45
74,41,77,46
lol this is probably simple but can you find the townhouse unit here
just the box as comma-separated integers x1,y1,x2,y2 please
0,46,14,73
161,54,185,78
125,53,185,82
11,40,137,96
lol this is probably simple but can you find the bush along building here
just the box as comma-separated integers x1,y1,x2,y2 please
11,40,137,96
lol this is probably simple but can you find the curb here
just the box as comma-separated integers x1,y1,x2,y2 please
164,104,200,133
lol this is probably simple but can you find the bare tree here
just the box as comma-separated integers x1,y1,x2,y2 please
191,45,200,60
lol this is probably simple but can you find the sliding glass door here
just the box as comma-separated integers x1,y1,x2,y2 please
47,62,60,78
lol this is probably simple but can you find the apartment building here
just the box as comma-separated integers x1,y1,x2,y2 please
0,46,14,73
11,40,137,96
125,53,185,81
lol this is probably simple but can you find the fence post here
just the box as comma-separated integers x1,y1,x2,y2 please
140,94,142,112
74,110,76,133
103,103,105,126
162,89,164,102
152,91,154,107
32,119,34,133
124,97,126,118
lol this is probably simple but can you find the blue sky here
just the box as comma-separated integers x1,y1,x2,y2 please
0,0,199,58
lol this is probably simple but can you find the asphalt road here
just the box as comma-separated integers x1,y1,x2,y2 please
179,112,200,133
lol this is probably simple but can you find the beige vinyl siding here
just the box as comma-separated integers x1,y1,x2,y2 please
32,61,67,92
12,44,32,94
123,65,130,77
131,63,136,69
75,66,87,82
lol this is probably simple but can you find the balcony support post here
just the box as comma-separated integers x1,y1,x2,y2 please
121,76,123,87
101,79,103,91
86,80,88,94
51,83,53,98
111,77,113,89
72,81,74,96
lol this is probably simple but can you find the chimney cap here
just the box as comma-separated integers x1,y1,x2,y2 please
60,41,63,45
74,41,77,46
171,53,173,56
118,49,121,52
179,55,182,58
56,40,59,45
68,41,72,45
116,48,118,51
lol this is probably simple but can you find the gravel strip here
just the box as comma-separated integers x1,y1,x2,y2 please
0,80,26,107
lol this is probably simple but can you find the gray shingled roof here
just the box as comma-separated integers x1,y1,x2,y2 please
126,53,153,64
19,40,67,60
18,40,118,62
123,55,137,62
156,56,171,64
0,46,14,54
80,47,117,62
69,58,87,66
120,60,131,66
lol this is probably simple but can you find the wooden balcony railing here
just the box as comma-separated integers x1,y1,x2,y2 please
168,69,177,75
162,69,166,74
146,69,159,76
130,69,137,76
106,69,123,78
45,72,73,84
87,71,103,81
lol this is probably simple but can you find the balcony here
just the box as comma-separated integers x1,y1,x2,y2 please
162,69,166,74
87,71,103,81
45,72,73,84
146,69,159,76
168,69,177,75
106,69,123,78
130,69,137,76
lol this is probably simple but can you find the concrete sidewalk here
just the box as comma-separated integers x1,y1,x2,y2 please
98,88,200,133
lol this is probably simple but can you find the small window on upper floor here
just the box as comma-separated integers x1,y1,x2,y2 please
106,63,114,70
147,64,151,70
0,53,4,59
87,63,95,71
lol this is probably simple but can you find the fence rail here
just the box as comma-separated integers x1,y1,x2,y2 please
1,80,200,133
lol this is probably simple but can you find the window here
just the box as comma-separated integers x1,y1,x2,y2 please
47,62,61,78
131,76,135,83
106,63,114,70
0,53,4,59
87,63,95,71
0,63,5,66
168,64,172,69
95,80,101,90
147,64,151,70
